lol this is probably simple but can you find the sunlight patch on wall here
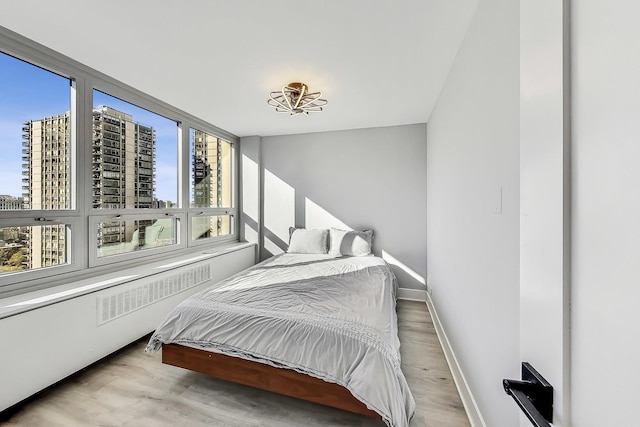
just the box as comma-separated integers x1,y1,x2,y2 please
264,169,294,243
241,154,259,222
305,197,350,230
243,222,259,245
381,250,426,286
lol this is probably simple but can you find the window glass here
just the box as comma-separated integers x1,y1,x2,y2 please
96,217,178,258
190,129,232,208
0,224,68,275
0,52,72,210
191,215,234,240
92,90,178,208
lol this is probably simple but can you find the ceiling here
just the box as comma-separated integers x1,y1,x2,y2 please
0,0,477,138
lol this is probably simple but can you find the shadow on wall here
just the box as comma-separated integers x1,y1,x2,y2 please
240,125,428,291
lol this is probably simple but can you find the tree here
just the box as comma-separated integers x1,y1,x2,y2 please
0,247,26,272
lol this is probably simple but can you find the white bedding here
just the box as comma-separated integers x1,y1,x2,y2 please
146,253,415,427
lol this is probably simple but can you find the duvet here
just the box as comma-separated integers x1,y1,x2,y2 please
146,253,415,427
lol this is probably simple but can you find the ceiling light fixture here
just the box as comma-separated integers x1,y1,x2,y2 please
268,82,327,115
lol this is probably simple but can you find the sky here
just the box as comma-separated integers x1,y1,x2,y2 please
0,52,178,204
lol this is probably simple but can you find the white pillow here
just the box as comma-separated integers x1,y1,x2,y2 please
329,228,373,257
287,228,329,254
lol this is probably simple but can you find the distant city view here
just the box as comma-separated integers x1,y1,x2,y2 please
0,104,231,275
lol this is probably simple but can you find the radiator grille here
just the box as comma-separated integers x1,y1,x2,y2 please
97,263,211,325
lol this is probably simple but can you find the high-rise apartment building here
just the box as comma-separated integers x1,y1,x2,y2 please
21,113,72,210
92,106,155,210
21,106,156,268
21,113,71,269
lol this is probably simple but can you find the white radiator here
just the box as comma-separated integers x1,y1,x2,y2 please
97,263,211,325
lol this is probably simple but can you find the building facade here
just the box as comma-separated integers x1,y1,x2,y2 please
0,195,24,210
91,106,155,210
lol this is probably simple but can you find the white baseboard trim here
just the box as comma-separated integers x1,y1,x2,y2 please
425,292,486,427
397,287,426,301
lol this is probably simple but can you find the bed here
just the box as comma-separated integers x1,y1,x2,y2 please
146,247,415,427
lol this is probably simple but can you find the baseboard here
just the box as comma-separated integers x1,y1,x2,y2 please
425,292,486,427
397,287,426,301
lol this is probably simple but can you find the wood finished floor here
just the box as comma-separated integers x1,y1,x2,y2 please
2,300,469,427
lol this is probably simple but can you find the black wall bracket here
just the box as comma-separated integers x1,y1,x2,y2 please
503,362,553,427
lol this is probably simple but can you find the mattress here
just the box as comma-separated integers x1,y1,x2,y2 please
146,253,415,427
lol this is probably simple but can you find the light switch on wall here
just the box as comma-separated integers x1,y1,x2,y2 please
493,185,503,215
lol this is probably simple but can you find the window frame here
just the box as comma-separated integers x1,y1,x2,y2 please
88,212,184,267
0,43,84,289
0,27,239,297
187,128,237,247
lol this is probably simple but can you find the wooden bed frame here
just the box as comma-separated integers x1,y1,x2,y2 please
162,343,380,419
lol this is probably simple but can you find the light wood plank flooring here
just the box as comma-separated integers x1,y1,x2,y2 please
2,300,469,427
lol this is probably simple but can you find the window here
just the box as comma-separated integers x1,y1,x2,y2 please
191,215,234,240
0,36,238,294
89,91,182,262
94,216,178,258
0,224,69,273
189,129,234,241
190,129,232,209
0,52,76,278
0,52,72,212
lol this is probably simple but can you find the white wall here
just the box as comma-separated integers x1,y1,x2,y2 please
571,2,640,425
243,124,428,291
425,0,520,425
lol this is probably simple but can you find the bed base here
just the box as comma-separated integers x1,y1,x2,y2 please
162,343,380,419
